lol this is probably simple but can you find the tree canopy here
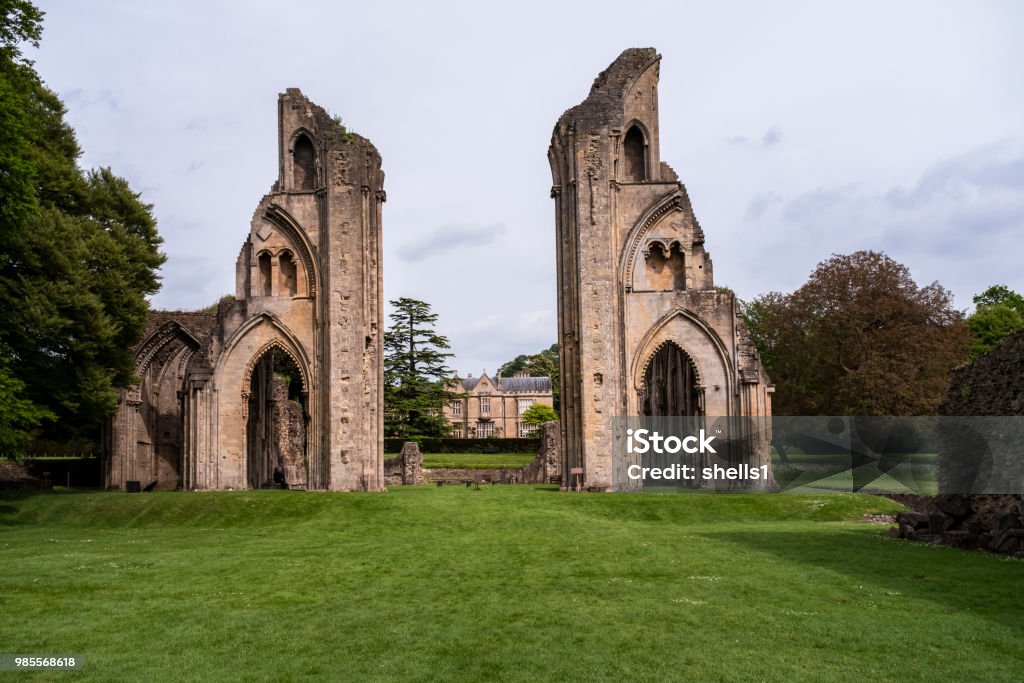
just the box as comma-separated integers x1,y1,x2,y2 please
1,0,165,452
498,343,559,412
743,251,971,416
520,403,558,427
966,285,1024,357
383,297,457,438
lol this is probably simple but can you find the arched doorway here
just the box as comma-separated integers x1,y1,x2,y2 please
640,342,702,417
246,347,308,489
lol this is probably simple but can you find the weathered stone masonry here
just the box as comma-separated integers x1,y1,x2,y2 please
104,89,385,491
549,48,774,491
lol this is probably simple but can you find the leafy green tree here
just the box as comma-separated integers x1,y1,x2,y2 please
520,403,558,427
972,285,1024,312
966,285,1024,357
743,251,971,416
383,298,457,438
499,343,560,412
0,1,165,451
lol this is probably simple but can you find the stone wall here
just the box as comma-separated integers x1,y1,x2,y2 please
383,425,562,487
942,328,1024,416
891,494,1024,557
383,441,426,486
548,48,773,492
891,331,1024,554
105,89,385,492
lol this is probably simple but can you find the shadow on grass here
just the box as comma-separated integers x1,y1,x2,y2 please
701,527,1024,634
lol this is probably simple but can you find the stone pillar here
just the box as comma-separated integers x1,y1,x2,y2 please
400,441,423,485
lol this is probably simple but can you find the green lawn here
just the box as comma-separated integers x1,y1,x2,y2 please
385,452,536,469
1,487,1022,681
419,452,536,469
772,451,939,494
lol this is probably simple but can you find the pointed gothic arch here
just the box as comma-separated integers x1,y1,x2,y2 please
622,123,648,182
638,341,702,417
292,131,316,191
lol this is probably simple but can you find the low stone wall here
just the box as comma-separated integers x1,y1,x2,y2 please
384,422,562,487
383,442,426,486
423,468,523,484
890,494,1024,556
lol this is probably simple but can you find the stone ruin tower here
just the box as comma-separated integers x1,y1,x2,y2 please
104,88,385,491
548,49,773,491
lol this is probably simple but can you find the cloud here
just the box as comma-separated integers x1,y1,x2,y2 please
395,223,507,263
745,192,782,220
885,140,1024,212
728,126,783,149
762,127,783,146
740,140,1024,304
449,308,556,376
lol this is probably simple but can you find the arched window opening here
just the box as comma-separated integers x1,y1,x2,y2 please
641,342,701,417
293,134,316,191
623,125,647,182
645,241,685,291
279,251,297,297
258,252,272,297
247,348,307,490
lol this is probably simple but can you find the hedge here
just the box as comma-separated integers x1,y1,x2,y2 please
384,437,541,454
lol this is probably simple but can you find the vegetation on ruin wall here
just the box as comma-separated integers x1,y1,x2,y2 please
3,488,1023,680
965,284,1024,357
0,1,164,453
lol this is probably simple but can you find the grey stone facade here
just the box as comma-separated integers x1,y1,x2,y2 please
548,49,774,491
104,89,385,491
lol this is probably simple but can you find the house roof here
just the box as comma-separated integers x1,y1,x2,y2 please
458,374,552,394
498,376,552,393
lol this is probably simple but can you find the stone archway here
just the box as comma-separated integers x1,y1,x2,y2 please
640,342,703,417
245,347,308,489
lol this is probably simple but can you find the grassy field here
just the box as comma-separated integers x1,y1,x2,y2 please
418,452,535,469
385,452,536,469
771,451,939,494
1,487,1022,681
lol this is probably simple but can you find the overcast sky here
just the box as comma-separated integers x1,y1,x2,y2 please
32,1,1024,376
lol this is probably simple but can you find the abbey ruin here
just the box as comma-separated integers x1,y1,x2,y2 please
105,49,772,492
549,48,773,491
104,89,385,491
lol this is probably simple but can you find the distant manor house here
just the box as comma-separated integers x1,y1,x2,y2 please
444,373,554,439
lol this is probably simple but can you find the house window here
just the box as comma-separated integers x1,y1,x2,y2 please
476,421,494,438
453,424,463,439
479,396,490,415
519,422,538,438
517,398,535,415
450,401,462,416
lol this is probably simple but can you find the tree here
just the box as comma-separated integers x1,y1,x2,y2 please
520,403,558,427
743,251,971,416
966,285,1024,357
383,298,457,438
0,1,165,451
498,343,560,412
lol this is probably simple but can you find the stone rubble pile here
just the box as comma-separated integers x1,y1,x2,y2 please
890,494,1024,556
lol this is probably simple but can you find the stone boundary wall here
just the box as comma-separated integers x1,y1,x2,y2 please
383,422,561,487
890,494,1024,557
